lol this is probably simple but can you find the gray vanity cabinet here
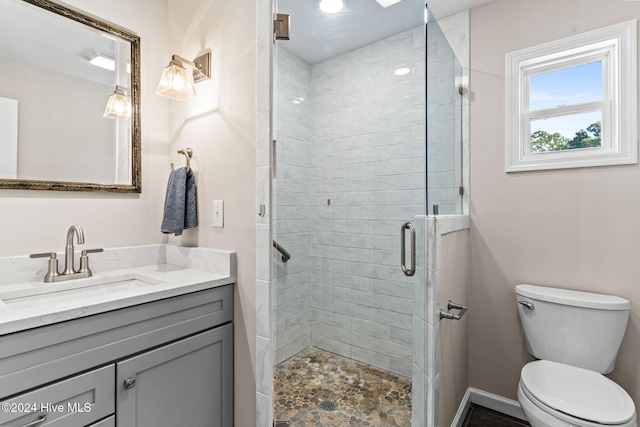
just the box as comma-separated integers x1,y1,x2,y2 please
116,323,233,427
0,284,234,427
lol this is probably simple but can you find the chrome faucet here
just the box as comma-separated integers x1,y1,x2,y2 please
30,224,103,283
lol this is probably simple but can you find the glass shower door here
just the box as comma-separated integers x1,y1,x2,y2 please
272,1,427,425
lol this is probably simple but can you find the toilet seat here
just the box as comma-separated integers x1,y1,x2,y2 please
521,360,636,425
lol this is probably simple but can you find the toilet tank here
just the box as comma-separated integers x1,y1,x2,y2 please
515,284,631,374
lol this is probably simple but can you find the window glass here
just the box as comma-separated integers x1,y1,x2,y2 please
505,20,636,172
529,61,603,111
530,111,602,152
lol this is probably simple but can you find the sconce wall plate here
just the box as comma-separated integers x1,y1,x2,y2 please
192,52,211,83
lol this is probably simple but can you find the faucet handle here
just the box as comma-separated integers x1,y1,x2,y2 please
30,252,57,259
29,252,60,283
81,248,104,256
79,248,103,275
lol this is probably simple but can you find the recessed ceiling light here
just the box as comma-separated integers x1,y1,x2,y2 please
319,0,343,13
394,67,411,76
375,0,402,8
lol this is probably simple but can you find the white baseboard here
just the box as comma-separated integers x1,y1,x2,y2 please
450,387,527,427
451,388,472,427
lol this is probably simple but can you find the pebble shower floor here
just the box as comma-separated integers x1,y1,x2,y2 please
274,347,412,426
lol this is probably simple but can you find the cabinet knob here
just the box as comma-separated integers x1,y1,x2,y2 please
124,377,136,389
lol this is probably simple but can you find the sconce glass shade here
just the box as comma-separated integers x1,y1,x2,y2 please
156,60,196,100
103,85,131,120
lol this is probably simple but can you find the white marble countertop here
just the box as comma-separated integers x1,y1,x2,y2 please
0,245,236,335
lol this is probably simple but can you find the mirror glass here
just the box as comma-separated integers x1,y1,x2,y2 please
0,0,141,192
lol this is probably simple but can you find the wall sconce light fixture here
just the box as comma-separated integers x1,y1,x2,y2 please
104,85,131,120
83,49,116,71
156,52,211,101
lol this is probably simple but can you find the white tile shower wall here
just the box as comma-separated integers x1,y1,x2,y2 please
308,27,426,378
273,47,314,363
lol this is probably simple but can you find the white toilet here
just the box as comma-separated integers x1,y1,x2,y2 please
515,284,637,427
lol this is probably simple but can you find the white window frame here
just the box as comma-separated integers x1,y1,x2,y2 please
505,20,637,172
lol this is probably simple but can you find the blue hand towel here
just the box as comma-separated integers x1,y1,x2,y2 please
161,167,198,235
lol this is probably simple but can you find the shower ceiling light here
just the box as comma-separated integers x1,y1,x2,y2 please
394,67,411,76
375,0,401,8
156,52,211,101
319,0,343,13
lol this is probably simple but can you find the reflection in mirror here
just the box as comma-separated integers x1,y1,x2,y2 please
0,0,140,192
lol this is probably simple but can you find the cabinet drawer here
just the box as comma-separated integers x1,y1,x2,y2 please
0,365,115,427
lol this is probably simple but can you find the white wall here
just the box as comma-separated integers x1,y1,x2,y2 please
164,0,257,425
469,0,640,407
0,0,169,257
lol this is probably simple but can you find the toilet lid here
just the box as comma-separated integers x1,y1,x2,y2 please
521,360,636,425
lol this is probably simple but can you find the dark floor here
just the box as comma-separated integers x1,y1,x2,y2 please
463,404,531,427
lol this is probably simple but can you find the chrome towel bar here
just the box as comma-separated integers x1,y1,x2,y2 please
440,300,468,320
273,240,291,263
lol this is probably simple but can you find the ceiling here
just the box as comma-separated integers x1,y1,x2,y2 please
427,0,494,20
0,0,119,86
277,0,494,64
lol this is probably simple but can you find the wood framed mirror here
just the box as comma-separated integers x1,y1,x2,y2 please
0,0,141,192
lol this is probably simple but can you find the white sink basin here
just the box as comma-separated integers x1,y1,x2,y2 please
0,274,165,312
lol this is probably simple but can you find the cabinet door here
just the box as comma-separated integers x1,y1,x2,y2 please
0,365,114,427
116,324,233,427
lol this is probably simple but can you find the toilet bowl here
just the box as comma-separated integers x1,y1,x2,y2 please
518,360,636,427
515,285,637,427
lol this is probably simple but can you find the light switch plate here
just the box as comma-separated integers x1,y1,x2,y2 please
212,200,224,228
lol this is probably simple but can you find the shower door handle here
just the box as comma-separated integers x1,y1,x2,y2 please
401,222,416,277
